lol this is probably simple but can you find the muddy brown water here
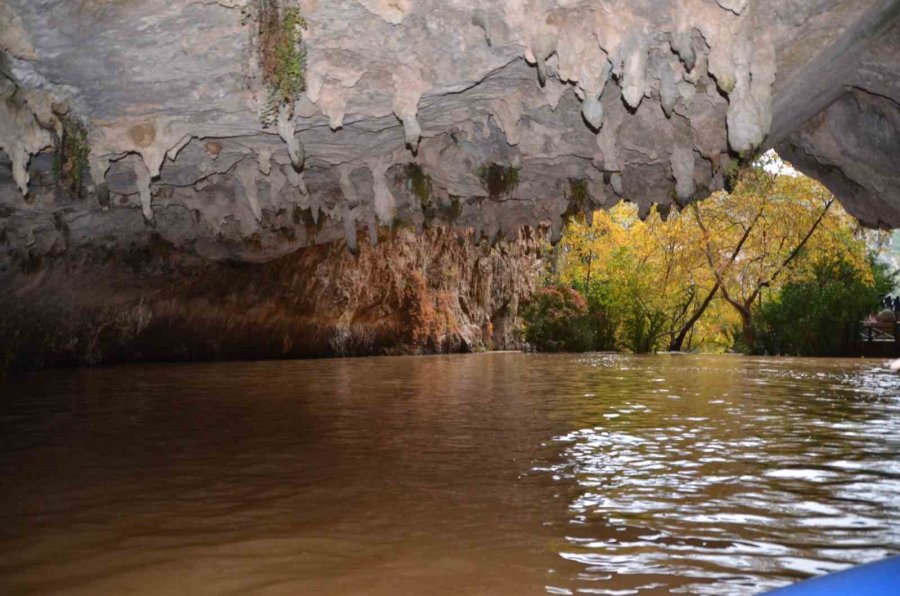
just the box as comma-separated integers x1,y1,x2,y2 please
0,354,898,595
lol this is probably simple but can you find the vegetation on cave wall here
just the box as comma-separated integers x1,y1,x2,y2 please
477,163,520,199
53,113,90,198
523,160,893,355
251,0,307,124
0,227,541,372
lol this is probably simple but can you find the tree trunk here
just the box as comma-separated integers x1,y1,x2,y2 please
669,281,720,351
740,309,755,351
669,323,690,352
585,250,593,288
669,333,687,352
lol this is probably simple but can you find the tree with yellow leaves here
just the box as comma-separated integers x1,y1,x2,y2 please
535,157,887,354
692,161,870,349
558,203,718,352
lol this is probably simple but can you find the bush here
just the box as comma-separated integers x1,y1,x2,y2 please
578,281,619,351
755,256,894,356
522,286,595,352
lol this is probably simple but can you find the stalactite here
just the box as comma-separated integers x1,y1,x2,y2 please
134,158,153,221
277,104,304,172
621,41,649,109
235,161,262,221
670,146,695,202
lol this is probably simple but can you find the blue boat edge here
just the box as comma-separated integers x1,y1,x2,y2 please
765,555,900,595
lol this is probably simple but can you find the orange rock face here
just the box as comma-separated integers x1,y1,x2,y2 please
0,227,544,370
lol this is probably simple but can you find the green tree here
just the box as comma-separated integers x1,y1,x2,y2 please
522,286,596,352
755,256,894,356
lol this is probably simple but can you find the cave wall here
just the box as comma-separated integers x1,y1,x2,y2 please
770,0,900,227
0,227,543,370
1,1,899,368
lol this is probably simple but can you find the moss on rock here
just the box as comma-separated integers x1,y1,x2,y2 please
53,113,90,199
253,0,307,124
477,163,520,199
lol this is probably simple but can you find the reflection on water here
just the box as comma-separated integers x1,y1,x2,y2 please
0,354,898,595
534,355,900,595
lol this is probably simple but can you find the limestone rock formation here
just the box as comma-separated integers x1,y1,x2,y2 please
1,1,899,367
0,227,543,369
1,0,899,272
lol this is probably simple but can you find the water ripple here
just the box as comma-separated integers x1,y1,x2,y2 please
533,355,900,595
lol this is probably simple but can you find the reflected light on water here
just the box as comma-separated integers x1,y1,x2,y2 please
535,355,900,595
0,354,898,595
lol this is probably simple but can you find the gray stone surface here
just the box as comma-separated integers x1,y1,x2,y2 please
1,0,899,266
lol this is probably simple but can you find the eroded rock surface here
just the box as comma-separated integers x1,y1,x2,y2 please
1,1,899,367
0,227,543,369
1,0,899,271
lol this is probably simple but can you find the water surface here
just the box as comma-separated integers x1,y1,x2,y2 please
1,354,898,594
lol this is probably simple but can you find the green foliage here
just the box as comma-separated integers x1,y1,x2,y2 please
722,157,741,188
401,163,437,221
755,256,894,356
522,286,595,352
565,178,590,223
442,196,463,223
570,178,589,203
577,281,619,351
255,0,307,124
521,279,620,353
552,203,695,353
53,114,90,198
477,163,520,199
406,163,432,203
